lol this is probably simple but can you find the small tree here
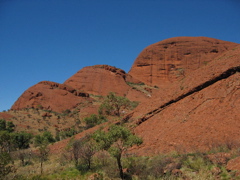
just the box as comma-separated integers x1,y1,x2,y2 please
6,121,15,133
0,120,17,178
72,134,97,170
0,120,33,170
38,143,49,175
34,133,51,175
99,92,131,117
0,119,15,133
42,131,55,143
0,152,15,179
17,149,33,166
0,131,14,178
0,119,6,131
34,131,55,145
12,132,33,166
93,125,142,179
13,131,33,150
0,131,12,153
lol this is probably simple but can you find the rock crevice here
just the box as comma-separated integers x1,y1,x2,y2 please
136,66,240,125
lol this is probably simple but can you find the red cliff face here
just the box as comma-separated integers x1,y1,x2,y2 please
11,81,91,113
128,37,238,88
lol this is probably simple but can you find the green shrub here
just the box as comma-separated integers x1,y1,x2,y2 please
0,152,15,179
98,92,132,117
84,114,107,129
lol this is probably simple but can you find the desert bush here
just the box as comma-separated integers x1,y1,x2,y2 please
0,119,15,133
11,148,34,166
98,92,132,117
94,150,111,168
58,147,73,166
84,114,107,129
72,135,97,170
0,152,15,179
34,131,55,145
92,125,142,179
59,128,77,140
126,156,149,179
97,155,119,179
147,155,175,178
130,101,139,109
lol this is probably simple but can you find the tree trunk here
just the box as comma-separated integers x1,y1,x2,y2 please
87,159,91,170
40,161,43,175
117,155,124,180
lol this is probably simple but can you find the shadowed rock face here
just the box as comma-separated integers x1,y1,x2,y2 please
11,81,92,113
128,37,238,87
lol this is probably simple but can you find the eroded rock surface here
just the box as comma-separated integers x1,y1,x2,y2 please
64,65,149,102
129,45,240,155
129,37,238,87
11,81,91,113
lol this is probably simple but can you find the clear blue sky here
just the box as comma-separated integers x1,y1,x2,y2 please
0,0,240,111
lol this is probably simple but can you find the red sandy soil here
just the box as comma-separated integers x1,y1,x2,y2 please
0,112,13,120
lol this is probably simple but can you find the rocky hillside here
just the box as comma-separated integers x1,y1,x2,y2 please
4,36,240,156
130,43,240,155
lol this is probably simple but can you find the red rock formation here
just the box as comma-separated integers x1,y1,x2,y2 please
129,37,238,87
46,37,239,157
9,37,240,158
10,66,150,114
129,44,240,155
64,65,130,96
64,65,148,102
11,81,91,113
227,157,240,173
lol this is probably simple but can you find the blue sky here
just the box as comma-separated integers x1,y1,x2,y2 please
0,0,240,111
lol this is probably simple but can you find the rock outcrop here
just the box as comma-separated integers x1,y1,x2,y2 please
129,44,240,155
9,36,240,157
11,66,150,112
128,37,238,87
64,65,130,96
64,65,149,102
11,81,91,113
